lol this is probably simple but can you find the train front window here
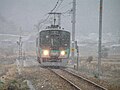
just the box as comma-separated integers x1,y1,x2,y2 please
61,31,70,47
51,35,60,46
40,31,50,46
40,30,70,48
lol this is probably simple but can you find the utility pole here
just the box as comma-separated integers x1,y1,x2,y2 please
75,41,79,70
71,0,76,62
98,0,103,78
19,36,22,60
17,27,23,66
17,35,23,66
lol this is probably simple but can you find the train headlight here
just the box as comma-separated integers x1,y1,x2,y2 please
60,51,65,56
43,50,49,56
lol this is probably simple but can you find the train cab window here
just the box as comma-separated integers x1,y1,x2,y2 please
40,31,50,46
50,34,60,46
61,31,70,47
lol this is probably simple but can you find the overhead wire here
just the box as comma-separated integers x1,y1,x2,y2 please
37,0,72,28
39,0,61,24
53,0,73,25
59,2,72,10
50,0,60,12
62,9,72,14
57,1,72,18
55,0,64,12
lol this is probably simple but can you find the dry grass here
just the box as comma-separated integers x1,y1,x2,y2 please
77,58,120,90
0,57,29,90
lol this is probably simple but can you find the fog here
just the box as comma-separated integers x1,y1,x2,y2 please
0,1,120,89
0,0,120,56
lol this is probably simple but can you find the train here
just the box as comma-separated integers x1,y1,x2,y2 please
36,25,70,67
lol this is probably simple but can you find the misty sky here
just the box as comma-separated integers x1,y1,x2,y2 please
0,0,120,36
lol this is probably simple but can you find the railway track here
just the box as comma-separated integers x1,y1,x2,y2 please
49,68,108,90
48,68,81,90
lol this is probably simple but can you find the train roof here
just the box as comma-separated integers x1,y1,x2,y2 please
40,25,70,33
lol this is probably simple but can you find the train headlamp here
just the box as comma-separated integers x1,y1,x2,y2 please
43,50,49,56
60,50,65,56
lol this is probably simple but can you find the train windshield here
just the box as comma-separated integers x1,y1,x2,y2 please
40,31,50,46
61,31,70,47
40,30,70,48
51,35,60,46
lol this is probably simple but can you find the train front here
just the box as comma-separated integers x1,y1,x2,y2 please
38,25,70,66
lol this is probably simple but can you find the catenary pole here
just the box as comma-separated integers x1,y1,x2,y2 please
71,0,76,62
98,0,103,78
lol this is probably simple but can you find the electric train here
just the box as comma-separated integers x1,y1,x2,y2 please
36,25,70,67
